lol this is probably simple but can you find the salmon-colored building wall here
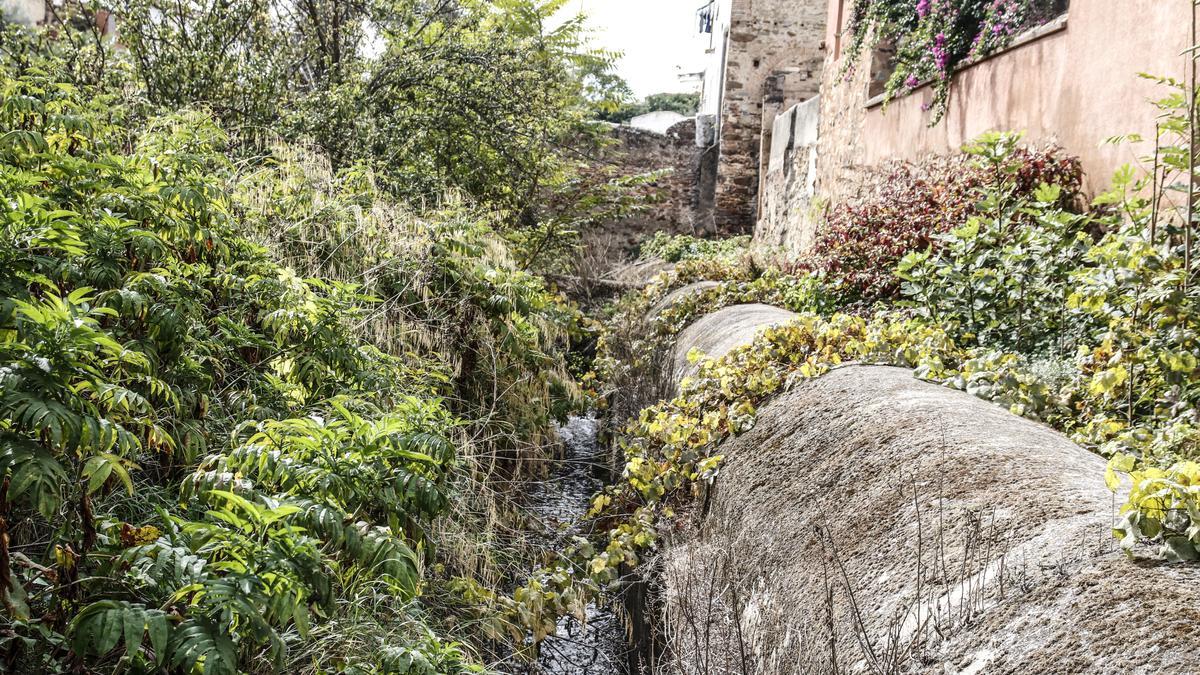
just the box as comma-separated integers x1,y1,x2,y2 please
821,0,1191,200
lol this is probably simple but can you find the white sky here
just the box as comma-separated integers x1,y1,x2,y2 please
556,0,708,98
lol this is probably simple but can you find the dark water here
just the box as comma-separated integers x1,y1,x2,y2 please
524,415,627,674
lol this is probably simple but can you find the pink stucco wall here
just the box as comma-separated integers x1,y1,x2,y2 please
855,1,1190,196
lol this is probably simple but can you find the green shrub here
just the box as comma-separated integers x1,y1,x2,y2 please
231,140,584,470
0,67,483,672
639,232,750,263
808,137,1081,305
897,133,1097,354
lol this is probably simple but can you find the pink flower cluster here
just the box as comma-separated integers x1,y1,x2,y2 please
970,0,1026,57
932,32,949,72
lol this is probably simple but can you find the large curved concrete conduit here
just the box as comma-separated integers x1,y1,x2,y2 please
611,300,794,425
648,281,723,317
671,304,797,382
655,312,1200,673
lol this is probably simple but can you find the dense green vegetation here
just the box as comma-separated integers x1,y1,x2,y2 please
0,0,645,671
806,141,1080,304
638,231,749,263
0,70,471,672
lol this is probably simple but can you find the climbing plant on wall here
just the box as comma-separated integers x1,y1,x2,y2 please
846,0,1069,121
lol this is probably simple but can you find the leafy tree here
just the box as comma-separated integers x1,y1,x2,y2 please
597,91,700,124
0,65,482,672
110,0,621,224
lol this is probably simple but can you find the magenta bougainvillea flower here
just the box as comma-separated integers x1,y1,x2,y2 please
845,0,1060,122
932,32,949,72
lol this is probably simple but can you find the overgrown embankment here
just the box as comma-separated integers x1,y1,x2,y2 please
576,119,1200,671
0,4,651,671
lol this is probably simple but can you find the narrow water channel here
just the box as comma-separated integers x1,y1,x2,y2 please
523,415,628,674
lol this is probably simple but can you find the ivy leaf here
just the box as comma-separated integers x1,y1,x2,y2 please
1162,536,1199,562
1106,453,1136,492
1088,366,1128,397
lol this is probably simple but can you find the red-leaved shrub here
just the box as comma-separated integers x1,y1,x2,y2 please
808,145,1082,303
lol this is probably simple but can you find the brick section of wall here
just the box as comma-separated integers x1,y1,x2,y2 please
712,0,827,234
774,31,872,248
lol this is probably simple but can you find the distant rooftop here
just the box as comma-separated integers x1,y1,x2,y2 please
627,110,688,134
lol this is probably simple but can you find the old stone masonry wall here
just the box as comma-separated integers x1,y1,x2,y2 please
581,120,707,257
712,0,826,233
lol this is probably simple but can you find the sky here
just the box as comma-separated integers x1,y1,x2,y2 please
555,0,709,98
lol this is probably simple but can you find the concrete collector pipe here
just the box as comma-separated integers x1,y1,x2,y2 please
645,303,1200,674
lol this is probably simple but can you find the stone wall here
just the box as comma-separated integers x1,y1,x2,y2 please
755,96,821,256
749,9,882,253
711,0,826,234
755,67,819,215
582,120,706,258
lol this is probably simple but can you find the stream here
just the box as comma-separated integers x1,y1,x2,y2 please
523,415,628,674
